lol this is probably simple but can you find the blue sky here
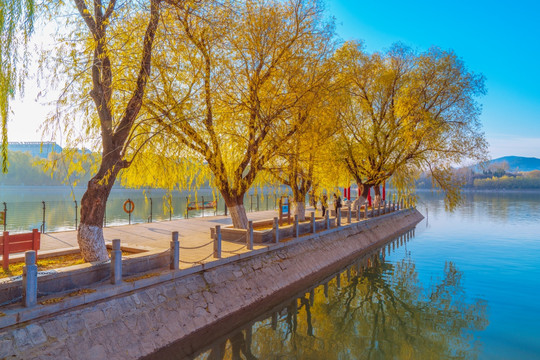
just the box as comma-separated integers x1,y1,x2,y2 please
327,0,540,159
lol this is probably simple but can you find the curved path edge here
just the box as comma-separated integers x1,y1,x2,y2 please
0,209,423,360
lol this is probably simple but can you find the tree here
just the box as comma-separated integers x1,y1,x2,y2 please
334,41,488,209
488,160,509,178
145,0,334,228
76,0,163,261
265,80,342,221
0,0,36,172
43,0,163,261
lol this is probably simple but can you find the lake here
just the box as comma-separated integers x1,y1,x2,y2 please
0,186,285,233
148,191,540,359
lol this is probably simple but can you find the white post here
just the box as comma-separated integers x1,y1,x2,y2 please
214,225,222,258
111,239,122,284
170,231,179,269
294,214,299,238
325,211,330,229
247,220,254,250
23,251,37,308
364,201,369,219
273,217,279,243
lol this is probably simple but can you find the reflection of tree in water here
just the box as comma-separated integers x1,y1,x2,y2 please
199,252,488,360
205,330,258,360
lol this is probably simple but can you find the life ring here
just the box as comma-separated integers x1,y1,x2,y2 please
123,199,135,214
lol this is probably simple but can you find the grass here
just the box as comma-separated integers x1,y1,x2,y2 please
124,272,160,283
253,224,274,231
0,253,86,279
253,218,322,231
39,288,96,306
0,249,138,279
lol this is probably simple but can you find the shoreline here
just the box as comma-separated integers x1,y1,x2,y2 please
0,209,423,359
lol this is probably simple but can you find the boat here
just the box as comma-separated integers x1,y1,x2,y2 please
187,200,216,211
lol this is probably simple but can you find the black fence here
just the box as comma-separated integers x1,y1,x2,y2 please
0,192,290,234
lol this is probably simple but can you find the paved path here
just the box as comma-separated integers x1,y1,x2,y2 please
39,208,317,267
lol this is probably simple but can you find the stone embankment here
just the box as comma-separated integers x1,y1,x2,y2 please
0,208,423,360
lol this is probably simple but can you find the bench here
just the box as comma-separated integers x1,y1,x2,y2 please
1,229,41,271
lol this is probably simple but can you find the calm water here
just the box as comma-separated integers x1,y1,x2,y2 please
150,191,540,360
0,186,285,233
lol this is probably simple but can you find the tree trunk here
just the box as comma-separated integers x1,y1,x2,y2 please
293,201,306,222
77,155,122,262
353,184,371,210
373,185,381,206
228,204,249,229
77,174,116,262
220,189,249,229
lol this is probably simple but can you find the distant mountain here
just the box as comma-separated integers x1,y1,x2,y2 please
489,156,540,172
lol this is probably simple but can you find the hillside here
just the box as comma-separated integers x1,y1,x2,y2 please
489,156,540,172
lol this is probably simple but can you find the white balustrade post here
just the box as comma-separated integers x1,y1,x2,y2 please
294,214,299,238
273,217,280,243
214,226,221,258
247,221,254,250
111,239,122,284
170,231,179,269
22,251,37,307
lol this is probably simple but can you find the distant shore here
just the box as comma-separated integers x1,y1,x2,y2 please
416,188,540,194
2,184,540,193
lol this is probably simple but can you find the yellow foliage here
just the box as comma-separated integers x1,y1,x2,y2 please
333,41,488,209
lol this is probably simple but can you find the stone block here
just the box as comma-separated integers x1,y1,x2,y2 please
86,344,107,360
65,316,87,335
0,338,13,358
12,328,30,349
41,320,67,340
81,309,106,329
27,324,48,345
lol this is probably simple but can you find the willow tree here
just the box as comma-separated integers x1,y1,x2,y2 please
0,0,35,172
334,41,488,209
265,72,343,221
42,0,163,261
146,0,333,229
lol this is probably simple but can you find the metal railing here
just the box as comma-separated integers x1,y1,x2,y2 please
0,188,415,235
0,191,290,234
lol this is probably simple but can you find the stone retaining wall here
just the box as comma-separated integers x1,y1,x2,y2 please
0,209,423,360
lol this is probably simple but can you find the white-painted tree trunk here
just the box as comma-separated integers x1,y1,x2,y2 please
294,201,306,222
77,224,109,262
229,204,249,229
353,195,367,209
374,194,382,207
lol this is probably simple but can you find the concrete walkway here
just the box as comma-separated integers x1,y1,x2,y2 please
39,208,313,266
